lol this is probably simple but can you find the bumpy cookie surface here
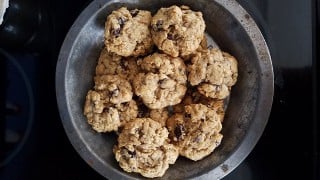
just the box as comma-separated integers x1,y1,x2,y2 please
173,89,225,121
167,104,223,161
94,75,133,104
151,5,205,57
197,83,231,100
95,48,140,83
134,98,169,126
149,108,169,127
133,52,187,109
115,100,138,126
188,48,238,99
105,7,153,57
84,90,138,132
84,90,120,132
114,118,178,178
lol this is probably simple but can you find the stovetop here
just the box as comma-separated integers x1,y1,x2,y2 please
0,0,318,179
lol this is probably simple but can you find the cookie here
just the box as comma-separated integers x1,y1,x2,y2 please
95,48,124,76
167,104,223,161
95,48,140,83
84,90,138,132
133,52,187,109
105,7,153,57
180,35,209,61
114,118,179,178
197,83,231,100
123,57,141,83
173,89,225,121
82,5,241,177
94,75,133,104
151,5,205,57
196,94,226,122
115,100,139,126
83,90,120,132
187,48,238,99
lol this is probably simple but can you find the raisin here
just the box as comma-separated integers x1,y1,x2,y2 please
112,89,119,96
137,104,149,117
121,148,136,158
158,79,166,87
152,20,163,31
111,17,126,37
117,126,124,134
130,9,139,17
123,102,129,107
135,128,144,137
167,33,174,40
118,17,126,27
167,32,179,40
184,113,191,119
103,107,110,113
128,150,136,158
174,124,185,139
119,58,127,70
112,28,121,37
194,136,201,143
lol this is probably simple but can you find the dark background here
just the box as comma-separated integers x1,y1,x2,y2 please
0,0,318,179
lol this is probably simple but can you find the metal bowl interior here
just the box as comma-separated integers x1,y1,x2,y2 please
55,0,274,179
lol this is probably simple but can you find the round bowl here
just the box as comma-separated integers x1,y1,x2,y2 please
55,0,274,179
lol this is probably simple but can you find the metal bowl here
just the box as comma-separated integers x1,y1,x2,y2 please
55,0,274,179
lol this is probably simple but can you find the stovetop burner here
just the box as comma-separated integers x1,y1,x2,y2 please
0,49,35,168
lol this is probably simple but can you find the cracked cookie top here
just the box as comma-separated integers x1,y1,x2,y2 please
114,118,178,178
167,104,223,161
188,48,238,99
151,5,205,57
83,90,138,132
173,89,226,121
105,7,153,57
133,52,187,109
94,75,133,104
95,48,140,83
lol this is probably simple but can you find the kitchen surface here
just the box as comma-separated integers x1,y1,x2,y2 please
0,0,318,179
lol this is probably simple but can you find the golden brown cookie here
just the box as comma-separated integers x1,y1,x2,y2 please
105,7,153,57
114,118,179,178
83,90,138,132
95,48,140,83
188,48,238,99
115,100,138,126
84,90,119,132
133,52,187,109
151,5,205,57
95,48,124,76
197,84,230,100
173,88,226,121
94,75,133,104
167,104,223,161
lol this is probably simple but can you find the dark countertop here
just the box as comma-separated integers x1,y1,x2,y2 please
0,0,317,179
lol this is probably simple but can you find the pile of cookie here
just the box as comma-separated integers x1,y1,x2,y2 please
84,5,238,178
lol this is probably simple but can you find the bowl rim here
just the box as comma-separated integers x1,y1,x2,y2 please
55,0,274,179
